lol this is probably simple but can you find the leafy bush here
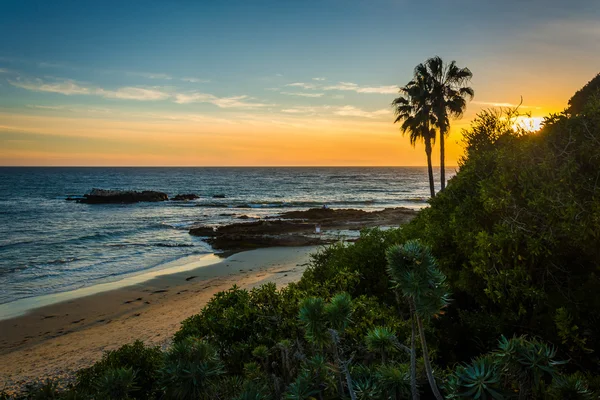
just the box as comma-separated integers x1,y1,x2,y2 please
75,340,163,399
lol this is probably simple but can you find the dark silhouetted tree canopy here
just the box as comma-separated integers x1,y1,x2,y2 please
567,73,600,114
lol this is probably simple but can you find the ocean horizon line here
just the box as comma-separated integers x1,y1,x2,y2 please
0,165,457,168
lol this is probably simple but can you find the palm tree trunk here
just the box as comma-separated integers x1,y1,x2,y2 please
415,314,443,400
425,139,436,198
440,126,446,191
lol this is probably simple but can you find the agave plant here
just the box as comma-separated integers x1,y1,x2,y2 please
549,373,595,400
160,337,224,399
366,327,398,364
351,365,381,400
93,367,139,400
496,335,567,396
455,356,504,400
386,240,450,400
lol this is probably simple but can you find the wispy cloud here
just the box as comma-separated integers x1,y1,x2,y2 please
128,72,173,80
181,77,210,83
10,78,170,100
174,92,271,108
333,106,390,118
285,82,318,90
96,87,171,101
10,78,92,95
280,91,324,98
10,77,264,108
280,105,389,119
283,81,397,94
26,104,112,113
324,82,398,94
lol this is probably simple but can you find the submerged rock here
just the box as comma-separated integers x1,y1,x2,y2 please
213,194,226,198
78,189,168,204
172,193,199,201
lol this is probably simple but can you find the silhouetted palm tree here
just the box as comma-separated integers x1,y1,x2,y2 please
393,75,438,198
415,56,474,190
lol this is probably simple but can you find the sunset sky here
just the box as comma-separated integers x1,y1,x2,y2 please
1,0,599,166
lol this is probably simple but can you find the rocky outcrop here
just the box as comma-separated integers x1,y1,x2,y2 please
212,194,226,198
78,189,169,204
172,194,200,201
189,207,418,251
188,226,216,236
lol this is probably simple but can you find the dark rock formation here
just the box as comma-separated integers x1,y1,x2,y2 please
172,193,200,201
188,226,216,236
189,207,418,251
78,189,169,204
212,194,226,198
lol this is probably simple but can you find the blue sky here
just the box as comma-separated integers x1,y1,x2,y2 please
1,0,599,165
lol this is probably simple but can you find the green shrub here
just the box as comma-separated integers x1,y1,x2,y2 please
75,340,162,399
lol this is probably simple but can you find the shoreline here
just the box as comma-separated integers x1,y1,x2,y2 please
0,245,319,393
0,252,224,321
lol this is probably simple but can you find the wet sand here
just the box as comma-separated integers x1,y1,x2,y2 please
0,246,318,392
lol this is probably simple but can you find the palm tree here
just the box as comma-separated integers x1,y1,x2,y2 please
392,74,438,198
415,56,474,191
386,240,450,400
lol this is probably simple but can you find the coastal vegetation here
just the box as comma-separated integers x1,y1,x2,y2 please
3,72,600,399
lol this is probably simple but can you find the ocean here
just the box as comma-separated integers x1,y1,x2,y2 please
0,167,442,308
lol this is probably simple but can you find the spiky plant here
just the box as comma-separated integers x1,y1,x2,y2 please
351,365,381,400
454,356,504,400
218,375,245,399
377,364,411,400
284,370,320,400
93,367,139,400
386,240,450,400
160,337,224,400
366,327,398,364
326,292,355,399
298,297,329,349
549,373,595,400
252,345,270,373
496,335,567,396
234,380,270,400
325,292,353,333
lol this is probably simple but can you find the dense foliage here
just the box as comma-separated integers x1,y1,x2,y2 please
4,78,600,399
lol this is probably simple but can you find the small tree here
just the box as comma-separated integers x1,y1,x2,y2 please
386,240,450,400
365,326,398,364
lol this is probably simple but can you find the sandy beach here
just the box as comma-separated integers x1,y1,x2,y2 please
0,246,318,392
